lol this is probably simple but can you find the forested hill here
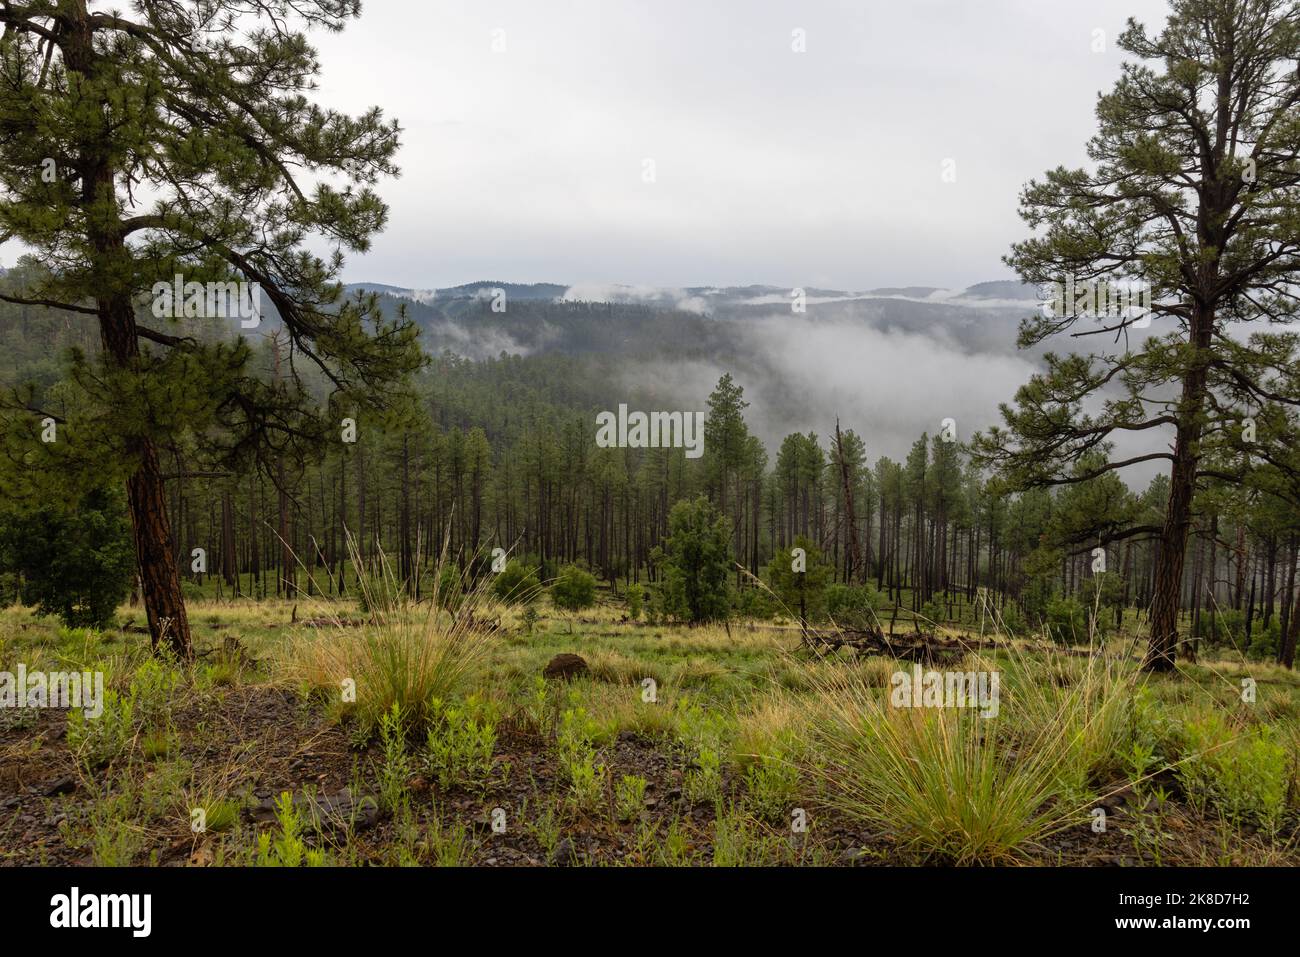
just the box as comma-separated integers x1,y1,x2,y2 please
331,279,1057,463
0,272,1062,464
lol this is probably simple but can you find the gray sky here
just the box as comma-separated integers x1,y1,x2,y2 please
0,0,1175,291
308,0,1173,290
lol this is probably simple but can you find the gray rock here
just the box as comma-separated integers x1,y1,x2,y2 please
250,788,381,833
44,776,76,797
550,837,576,866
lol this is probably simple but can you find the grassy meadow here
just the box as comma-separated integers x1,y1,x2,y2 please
3,581,1298,868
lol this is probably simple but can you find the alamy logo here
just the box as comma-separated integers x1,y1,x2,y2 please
151,274,261,328
50,887,151,937
890,664,1000,718
595,404,704,459
1040,276,1151,323
0,665,103,719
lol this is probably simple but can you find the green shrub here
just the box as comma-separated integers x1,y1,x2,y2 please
1178,714,1288,831
254,792,327,867
1193,608,1245,646
375,703,413,812
684,745,723,805
0,485,135,628
491,559,542,605
731,585,775,621
1246,620,1281,661
825,584,884,630
551,564,597,630
615,774,647,821
1044,596,1088,645
425,696,497,791
556,706,605,810
65,657,178,770
996,601,1024,636
918,599,945,632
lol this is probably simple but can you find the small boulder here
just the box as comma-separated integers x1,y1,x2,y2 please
550,837,576,866
44,776,77,797
543,653,589,681
250,788,381,834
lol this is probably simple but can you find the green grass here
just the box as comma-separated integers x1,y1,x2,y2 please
3,593,1299,867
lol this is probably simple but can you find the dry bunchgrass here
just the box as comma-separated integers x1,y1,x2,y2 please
732,691,808,769
279,538,498,733
584,648,667,686
806,639,1143,864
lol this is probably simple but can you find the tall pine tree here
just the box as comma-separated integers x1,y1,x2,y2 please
974,0,1300,670
0,1,421,654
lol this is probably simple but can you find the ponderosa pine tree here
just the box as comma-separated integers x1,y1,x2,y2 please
973,0,1300,670
764,534,831,629
0,1,421,655
652,495,732,624
704,373,751,561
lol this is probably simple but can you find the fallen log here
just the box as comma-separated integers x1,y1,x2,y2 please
802,626,1138,664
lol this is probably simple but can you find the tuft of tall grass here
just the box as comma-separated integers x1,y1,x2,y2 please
808,643,1142,864
281,537,497,733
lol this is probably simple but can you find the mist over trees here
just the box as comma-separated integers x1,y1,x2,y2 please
6,270,1300,666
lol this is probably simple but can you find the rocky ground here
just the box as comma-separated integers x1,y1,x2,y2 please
4,681,1286,868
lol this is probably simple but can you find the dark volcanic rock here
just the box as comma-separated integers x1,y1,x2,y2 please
44,775,77,797
551,837,576,866
251,788,381,834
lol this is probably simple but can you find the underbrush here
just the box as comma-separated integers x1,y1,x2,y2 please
5,597,1299,868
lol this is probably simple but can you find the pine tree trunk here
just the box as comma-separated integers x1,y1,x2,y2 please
126,438,192,656
1282,571,1299,669
221,490,237,588
1278,538,1296,664
98,291,192,657
70,0,191,658
1234,523,1247,610
1145,308,1212,672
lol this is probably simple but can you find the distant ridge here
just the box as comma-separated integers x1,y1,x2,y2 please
959,280,1039,300
865,286,944,298
344,281,567,302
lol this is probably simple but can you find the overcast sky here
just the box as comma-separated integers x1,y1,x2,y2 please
0,1,1175,291
305,0,1173,290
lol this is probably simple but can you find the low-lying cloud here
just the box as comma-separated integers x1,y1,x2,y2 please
622,312,1039,463
561,282,709,315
